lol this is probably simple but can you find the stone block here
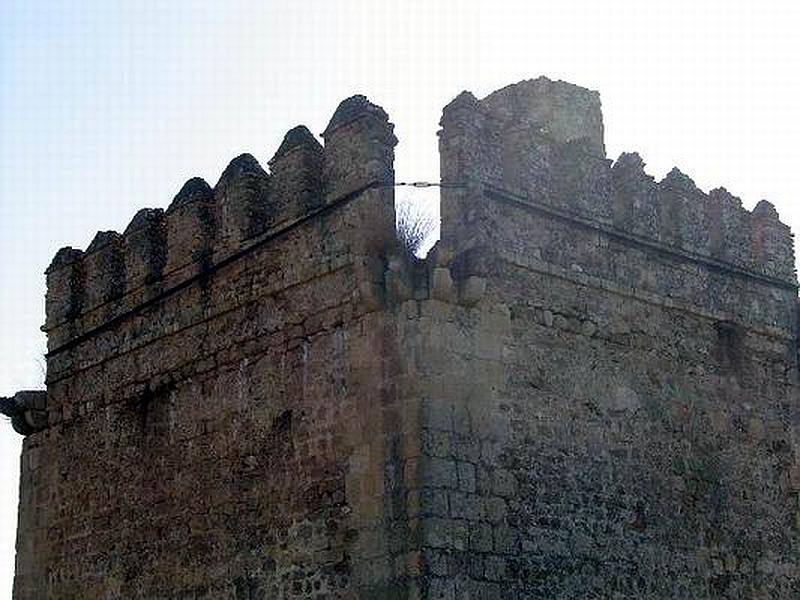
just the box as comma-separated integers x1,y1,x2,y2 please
449,492,484,521
484,497,508,523
422,399,454,432
459,276,487,306
469,522,494,552
492,469,517,498
420,489,449,517
423,518,454,549
431,267,457,302
421,456,459,489
428,577,455,600
457,461,477,493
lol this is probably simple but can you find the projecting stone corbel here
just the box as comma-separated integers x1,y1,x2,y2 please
0,390,48,436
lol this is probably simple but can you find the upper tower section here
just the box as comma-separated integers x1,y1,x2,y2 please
43,94,397,355
481,77,605,156
439,76,796,287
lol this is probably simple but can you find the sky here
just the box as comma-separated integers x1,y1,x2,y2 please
1,0,799,594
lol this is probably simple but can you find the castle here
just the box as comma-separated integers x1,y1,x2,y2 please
3,77,799,599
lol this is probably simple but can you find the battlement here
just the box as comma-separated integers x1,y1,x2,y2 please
438,76,796,285
43,77,797,354
43,95,397,352
43,77,797,357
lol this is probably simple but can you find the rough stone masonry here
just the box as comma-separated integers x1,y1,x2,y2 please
3,77,800,599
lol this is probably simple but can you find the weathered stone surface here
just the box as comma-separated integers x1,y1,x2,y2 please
430,267,456,302
268,125,324,227
215,153,271,246
0,391,47,436
7,77,800,600
482,77,605,156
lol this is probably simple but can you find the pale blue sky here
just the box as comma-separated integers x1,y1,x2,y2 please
2,0,799,595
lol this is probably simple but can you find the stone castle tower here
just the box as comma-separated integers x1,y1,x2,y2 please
3,77,799,598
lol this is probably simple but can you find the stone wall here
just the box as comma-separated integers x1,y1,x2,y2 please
17,96,425,599
413,76,800,598
8,76,800,599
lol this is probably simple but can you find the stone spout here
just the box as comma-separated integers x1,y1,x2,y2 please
0,390,47,436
